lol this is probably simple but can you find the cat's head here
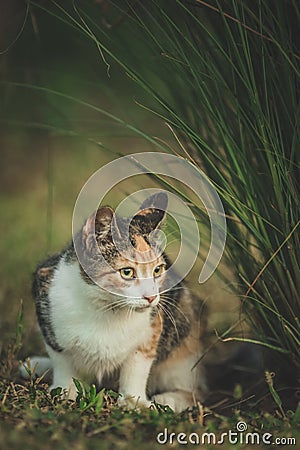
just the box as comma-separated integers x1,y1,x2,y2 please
80,192,168,310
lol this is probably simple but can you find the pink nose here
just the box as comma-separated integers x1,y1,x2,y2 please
143,295,157,304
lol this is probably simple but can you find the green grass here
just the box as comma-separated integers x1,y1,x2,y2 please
1,383,298,450
1,325,299,450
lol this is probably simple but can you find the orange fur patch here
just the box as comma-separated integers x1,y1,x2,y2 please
136,208,153,216
138,313,163,359
134,235,151,253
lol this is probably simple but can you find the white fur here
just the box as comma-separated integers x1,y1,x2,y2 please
47,257,155,401
150,354,201,394
118,351,153,408
149,353,205,412
152,391,193,412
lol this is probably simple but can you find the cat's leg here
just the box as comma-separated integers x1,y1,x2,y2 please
118,351,153,409
118,313,163,409
46,345,78,400
150,352,207,413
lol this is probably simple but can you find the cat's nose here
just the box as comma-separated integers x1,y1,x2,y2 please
143,295,157,304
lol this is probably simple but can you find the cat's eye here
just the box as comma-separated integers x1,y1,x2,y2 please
119,267,135,280
153,264,165,278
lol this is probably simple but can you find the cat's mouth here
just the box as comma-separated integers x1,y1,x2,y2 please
134,305,151,312
128,295,159,312
134,306,149,313
133,302,158,312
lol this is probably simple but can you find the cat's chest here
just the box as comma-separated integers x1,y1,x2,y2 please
59,309,153,377
69,309,152,359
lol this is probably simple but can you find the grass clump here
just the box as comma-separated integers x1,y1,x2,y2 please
1,375,299,450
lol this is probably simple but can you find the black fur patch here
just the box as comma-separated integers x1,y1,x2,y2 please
33,253,64,353
156,283,191,362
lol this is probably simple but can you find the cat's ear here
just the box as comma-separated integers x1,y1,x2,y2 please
95,207,115,238
83,206,114,240
136,192,168,229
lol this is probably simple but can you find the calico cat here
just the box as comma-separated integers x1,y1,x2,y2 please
24,192,206,412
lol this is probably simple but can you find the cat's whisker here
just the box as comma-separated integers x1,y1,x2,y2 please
160,296,189,324
158,303,180,343
157,308,164,329
130,304,135,321
163,285,186,292
160,307,180,343
96,298,130,314
95,301,122,313
160,292,186,306
126,304,134,322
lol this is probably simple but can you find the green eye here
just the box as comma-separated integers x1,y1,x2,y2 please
119,267,135,280
153,264,165,278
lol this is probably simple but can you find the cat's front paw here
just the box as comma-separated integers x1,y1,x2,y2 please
118,394,151,410
152,391,195,413
49,382,78,401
